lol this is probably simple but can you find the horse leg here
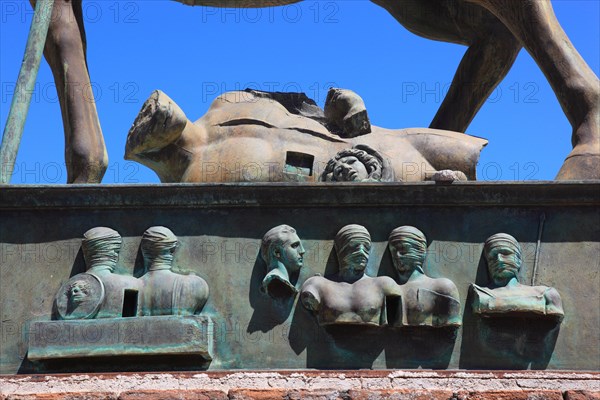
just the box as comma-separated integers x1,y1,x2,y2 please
371,0,521,133
430,24,521,132
468,0,600,179
31,0,107,183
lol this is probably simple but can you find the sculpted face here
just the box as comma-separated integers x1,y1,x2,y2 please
276,233,305,273
486,244,520,286
68,281,90,305
340,236,371,274
389,239,425,278
333,156,369,182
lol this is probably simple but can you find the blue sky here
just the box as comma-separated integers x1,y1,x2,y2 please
1,0,599,183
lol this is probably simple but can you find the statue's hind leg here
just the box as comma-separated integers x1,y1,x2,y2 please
430,23,522,132
32,0,107,183
371,0,522,133
469,0,600,180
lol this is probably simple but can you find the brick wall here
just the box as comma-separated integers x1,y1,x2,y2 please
1,371,599,399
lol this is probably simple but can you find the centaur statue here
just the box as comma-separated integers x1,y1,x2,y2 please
34,0,599,182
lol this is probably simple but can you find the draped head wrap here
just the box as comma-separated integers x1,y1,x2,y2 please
82,227,122,270
484,233,522,260
388,226,427,274
388,226,427,254
334,224,371,260
141,226,178,270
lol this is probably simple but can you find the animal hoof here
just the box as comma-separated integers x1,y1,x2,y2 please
556,151,600,180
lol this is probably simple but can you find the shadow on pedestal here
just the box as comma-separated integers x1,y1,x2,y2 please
247,255,297,334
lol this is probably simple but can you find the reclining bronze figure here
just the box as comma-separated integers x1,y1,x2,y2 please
33,0,599,182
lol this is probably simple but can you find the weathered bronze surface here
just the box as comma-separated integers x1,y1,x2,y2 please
71,227,142,319
125,90,486,183
300,225,401,326
471,233,564,321
387,226,461,328
18,0,599,182
27,0,108,183
260,225,305,300
1,183,598,372
320,145,396,183
140,226,210,316
0,0,54,184
323,88,371,139
34,226,212,367
27,316,213,361
55,273,104,320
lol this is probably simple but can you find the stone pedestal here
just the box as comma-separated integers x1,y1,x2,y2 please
27,316,213,361
1,182,598,374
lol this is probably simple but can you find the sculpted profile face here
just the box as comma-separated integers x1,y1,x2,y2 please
261,225,305,273
484,233,522,287
388,226,427,282
321,147,387,182
82,227,122,272
335,224,371,277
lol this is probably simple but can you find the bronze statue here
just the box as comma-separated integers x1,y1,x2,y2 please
387,226,461,328
55,227,141,319
300,224,401,326
260,225,305,299
56,273,104,320
139,226,209,316
324,88,371,138
471,233,564,321
33,0,599,182
125,90,486,183
320,145,395,182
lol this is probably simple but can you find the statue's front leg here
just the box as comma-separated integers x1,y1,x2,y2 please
33,0,107,183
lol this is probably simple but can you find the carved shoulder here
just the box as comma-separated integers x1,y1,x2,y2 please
543,286,565,319
299,276,324,312
190,274,210,298
432,277,460,301
301,275,324,290
377,275,402,296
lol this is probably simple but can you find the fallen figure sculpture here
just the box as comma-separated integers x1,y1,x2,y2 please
125,89,486,183
32,0,599,182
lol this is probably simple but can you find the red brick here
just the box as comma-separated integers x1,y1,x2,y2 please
348,389,455,399
118,390,227,400
228,389,347,400
564,392,600,400
6,394,117,400
462,391,563,400
227,389,288,400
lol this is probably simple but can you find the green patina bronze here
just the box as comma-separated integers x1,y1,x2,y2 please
0,183,598,373
0,0,54,184
28,316,213,361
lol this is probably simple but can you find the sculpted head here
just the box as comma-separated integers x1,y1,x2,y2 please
334,224,371,278
321,147,383,182
141,226,178,270
484,233,522,287
388,226,427,282
82,227,122,272
261,225,305,273
67,280,91,306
